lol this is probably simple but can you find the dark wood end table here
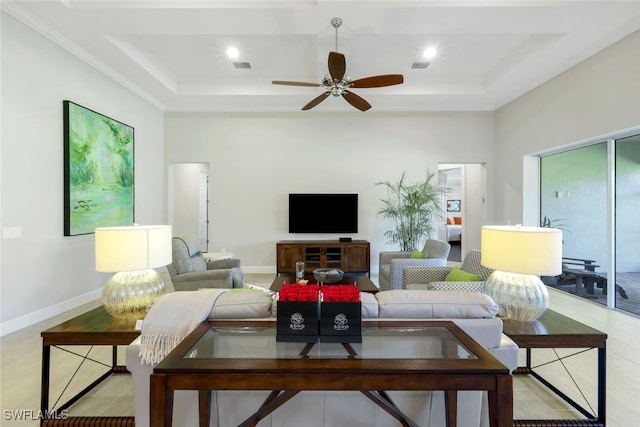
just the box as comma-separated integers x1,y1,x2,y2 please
502,309,607,427
40,305,139,426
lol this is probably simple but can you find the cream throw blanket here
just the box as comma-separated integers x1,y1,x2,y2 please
139,289,228,365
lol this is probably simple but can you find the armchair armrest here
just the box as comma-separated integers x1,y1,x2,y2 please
379,251,412,265
206,258,241,270
389,258,448,290
170,269,233,291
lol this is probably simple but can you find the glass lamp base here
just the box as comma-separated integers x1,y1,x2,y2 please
484,271,549,322
101,269,165,319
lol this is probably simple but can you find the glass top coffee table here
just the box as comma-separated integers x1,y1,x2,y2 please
150,320,512,427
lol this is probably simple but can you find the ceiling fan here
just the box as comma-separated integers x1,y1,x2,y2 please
272,18,404,111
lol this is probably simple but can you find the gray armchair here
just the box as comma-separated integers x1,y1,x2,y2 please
167,235,243,290
378,239,451,291
403,249,493,292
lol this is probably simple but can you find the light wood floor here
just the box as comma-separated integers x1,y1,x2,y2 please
1,273,638,426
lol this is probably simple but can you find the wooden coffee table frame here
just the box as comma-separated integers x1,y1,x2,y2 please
150,320,512,427
40,306,139,427
502,310,607,427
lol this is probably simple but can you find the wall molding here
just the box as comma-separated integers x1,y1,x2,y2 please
0,289,101,337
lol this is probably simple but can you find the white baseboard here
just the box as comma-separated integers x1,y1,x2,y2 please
0,288,102,337
242,265,277,274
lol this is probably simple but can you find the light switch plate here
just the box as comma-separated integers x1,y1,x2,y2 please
2,227,22,239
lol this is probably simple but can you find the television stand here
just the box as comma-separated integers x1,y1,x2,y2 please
276,240,370,277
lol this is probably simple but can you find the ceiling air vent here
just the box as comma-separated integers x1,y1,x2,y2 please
411,62,430,69
233,62,252,69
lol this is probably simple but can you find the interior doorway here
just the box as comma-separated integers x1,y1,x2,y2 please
437,163,487,262
168,163,209,253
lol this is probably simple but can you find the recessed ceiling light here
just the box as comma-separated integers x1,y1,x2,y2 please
226,47,239,59
423,47,437,60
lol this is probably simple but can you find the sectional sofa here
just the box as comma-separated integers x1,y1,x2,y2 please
126,289,518,427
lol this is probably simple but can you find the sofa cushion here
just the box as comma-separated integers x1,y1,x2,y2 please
376,290,498,319
207,291,273,319
360,292,379,318
190,254,207,272
172,236,207,274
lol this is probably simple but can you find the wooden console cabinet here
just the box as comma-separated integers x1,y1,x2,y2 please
276,240,370,276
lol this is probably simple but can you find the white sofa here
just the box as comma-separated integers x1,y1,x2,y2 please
126,289,518,427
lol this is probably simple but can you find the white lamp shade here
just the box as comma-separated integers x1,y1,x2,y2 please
95,225,172,272
481,225,562,276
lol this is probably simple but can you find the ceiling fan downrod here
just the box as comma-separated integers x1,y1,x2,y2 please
331,17,342,52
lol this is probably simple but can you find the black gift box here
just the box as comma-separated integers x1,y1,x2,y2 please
276,301,319,342
319,302,362,343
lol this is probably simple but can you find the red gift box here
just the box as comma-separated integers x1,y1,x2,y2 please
319,285,362,343
276,284,320,342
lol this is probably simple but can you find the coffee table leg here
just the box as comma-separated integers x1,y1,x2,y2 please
150,374,173,427
445,390,457,427
199,390,211,427
488,374,513,427
597,347,606,424
40,344,50,427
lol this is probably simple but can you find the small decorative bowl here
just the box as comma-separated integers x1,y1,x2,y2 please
313,268,344,284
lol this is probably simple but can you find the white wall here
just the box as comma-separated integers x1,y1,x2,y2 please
164,112,496,272
0,13,165,334
495,30,640,225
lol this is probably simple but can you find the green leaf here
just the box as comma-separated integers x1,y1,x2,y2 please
375,170,449,251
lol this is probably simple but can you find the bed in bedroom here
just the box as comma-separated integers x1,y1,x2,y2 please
446,224,462,242
446,217,462,242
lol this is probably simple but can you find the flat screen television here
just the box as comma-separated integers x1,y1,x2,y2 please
288,193,358,233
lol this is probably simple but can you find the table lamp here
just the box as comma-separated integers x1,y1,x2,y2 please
95,225,172,319
481,225,562,322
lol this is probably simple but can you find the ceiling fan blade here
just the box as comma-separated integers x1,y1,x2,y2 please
302,92,330,110
350,74,404,88
342,91,372,112
328,51,346,81
272,80,322,87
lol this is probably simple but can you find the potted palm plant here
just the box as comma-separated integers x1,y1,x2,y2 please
376,170,445,251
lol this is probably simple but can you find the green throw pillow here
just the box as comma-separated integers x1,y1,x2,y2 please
445,266,481,282
409,249,426,259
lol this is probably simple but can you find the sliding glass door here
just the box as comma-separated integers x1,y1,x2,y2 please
614,134,640,313
540,132,640,315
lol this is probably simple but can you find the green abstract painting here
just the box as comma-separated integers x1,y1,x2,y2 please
64,101,134,236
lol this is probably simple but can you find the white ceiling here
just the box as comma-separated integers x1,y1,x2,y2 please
4,0,640,112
